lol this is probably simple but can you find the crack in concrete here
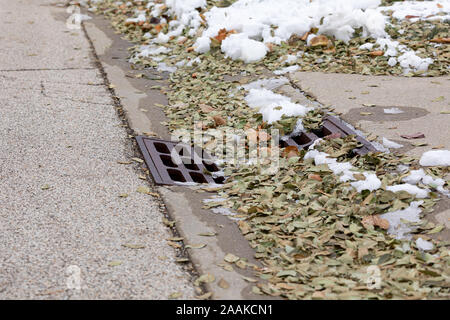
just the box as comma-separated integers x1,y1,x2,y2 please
0,67,95,72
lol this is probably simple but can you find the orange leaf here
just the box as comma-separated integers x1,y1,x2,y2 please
369,50,384,57
282,146,300,159
430,37,450,44
310,35,329,47
308,174,322,182
214,28,236,43
300,31,310,41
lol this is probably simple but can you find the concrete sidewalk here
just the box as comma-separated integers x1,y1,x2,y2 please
0,0,194,299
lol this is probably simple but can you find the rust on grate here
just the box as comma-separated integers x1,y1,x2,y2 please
282,115,377,155
136,136,225,186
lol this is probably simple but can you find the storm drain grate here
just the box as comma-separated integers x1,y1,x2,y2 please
281,115,377,155
136,136,224,186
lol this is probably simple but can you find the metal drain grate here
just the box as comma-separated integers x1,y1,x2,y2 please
282,115,377,155
136,136,225,186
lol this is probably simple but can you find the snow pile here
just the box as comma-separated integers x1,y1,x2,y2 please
380,0,450,22
402,169,448,195
221,34,268,63
397,51,434,73
364,37,434,74
244,88,313,124
163,0,206,35
419,150,450,167
380,201,423,240
193,0,387,62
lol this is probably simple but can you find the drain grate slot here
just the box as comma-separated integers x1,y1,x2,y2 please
136,136,224,186
282,115,377,155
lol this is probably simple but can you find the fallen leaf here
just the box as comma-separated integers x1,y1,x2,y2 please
168,292,182,299
282,145,300,159
108,261,122,267
300,31,310,41
195,292,212,300
218,278,230,289
430,38,450,44
213,28,236,43
400,132,425,139
308,174,322,182
242,276,258,283
167,241,182,249
213,115,227,126
369,50,384,57
361,215,389,230
122,243,146,249
198,232,217,237
432,96,445,102
186,243,206,249
310,35,329,47
196,274,215,285
224,253,240,263
117,161,132,164
136,186,150,194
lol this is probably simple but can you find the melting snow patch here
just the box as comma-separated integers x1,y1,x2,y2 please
383,137,403,149
350,173,382,192
416,238,434,251
398,51,434,74
419,150,450,167
194,0,387,62
274,65,300,75
387,184,429,199
240,77,289,91
381,0,450,22
383,107,403,114
402,169,448,196
157,62,177,73
380,201,423,240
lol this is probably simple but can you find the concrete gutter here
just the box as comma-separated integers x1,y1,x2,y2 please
83,15,271,300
